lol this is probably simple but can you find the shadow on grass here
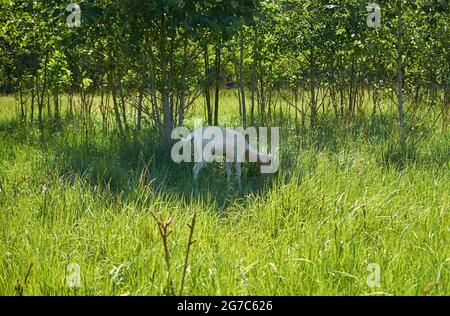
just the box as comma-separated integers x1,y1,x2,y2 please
0,119,280,210
274,114,449,172
53,137,282,210
1,114,447,211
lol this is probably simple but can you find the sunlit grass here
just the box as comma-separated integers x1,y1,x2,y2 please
0,93,449,295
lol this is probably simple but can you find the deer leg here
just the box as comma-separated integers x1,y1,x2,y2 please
226,162,232,185
235,162,242,189
193,162,205,181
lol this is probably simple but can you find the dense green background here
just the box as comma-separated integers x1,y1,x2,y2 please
0,1,449,295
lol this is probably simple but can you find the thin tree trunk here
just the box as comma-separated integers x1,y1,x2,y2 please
37,52,49,127
213,42,221,126
178,34,188,127
348,58,355,124
204,44,212,125
99,88,107,133
54,88,60,121
444,84,449,132
371,86,378,121
169,36,176,127
30,85,35,123
397,0,406,146
19,80,24,120
108,67,125,137
118,79,128,130
239,29,247,127
68,92,73,117
160,28,173,147
259,70,266,126
36,78,43,125
294,86,299,132
310,50,317,128
47,91,51,118
148,44,162,131
301,86,306,131
332,86,339,127
137,89,143,132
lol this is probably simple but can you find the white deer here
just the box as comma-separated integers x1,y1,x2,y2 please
180,126,273,188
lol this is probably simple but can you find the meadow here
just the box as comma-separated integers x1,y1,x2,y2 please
0,93,449,296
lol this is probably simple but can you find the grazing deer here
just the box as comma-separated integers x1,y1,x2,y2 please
180,127,274,188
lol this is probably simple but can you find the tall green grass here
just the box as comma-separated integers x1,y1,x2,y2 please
0,94,449,295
